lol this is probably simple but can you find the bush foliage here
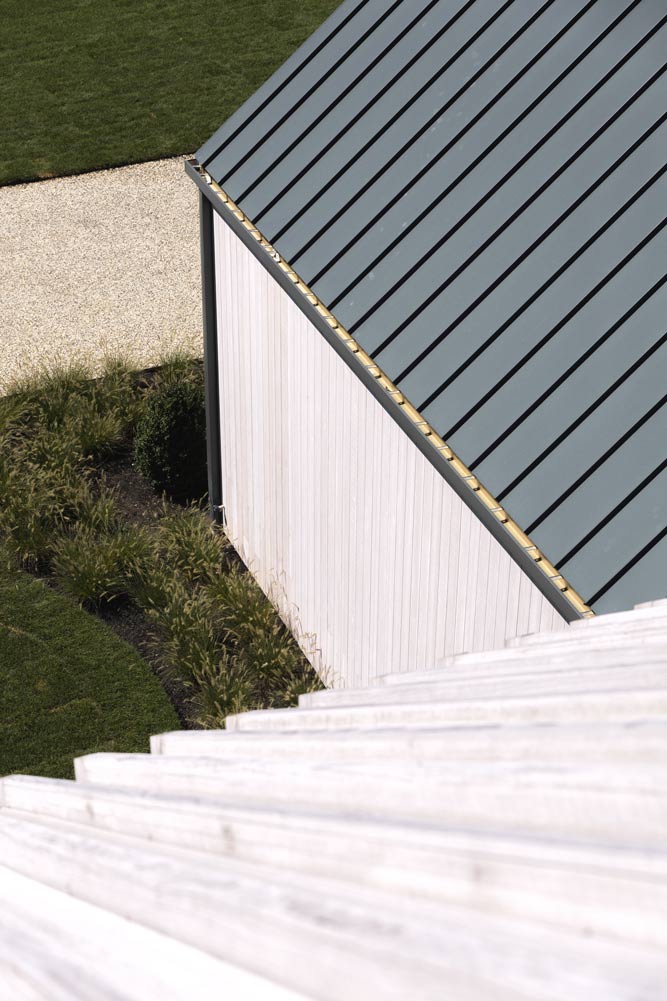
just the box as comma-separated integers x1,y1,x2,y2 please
133,378,207,504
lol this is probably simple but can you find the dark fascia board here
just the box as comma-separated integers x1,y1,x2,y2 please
186,158,583,623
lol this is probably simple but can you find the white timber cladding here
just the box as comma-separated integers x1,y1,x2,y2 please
213,213,567,686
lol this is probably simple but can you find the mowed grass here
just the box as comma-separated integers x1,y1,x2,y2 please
0,564,179,779
0,0,340,185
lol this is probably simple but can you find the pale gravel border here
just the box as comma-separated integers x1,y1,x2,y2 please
0,156,202,392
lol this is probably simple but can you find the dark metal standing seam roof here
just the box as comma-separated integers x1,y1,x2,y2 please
196,0,667,615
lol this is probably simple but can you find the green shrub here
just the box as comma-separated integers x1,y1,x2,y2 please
133,378,207,503
52,525,152,608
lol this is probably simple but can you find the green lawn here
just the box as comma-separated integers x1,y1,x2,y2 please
0,0,340,186
0,566,179,780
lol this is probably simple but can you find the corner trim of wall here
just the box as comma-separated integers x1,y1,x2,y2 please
186,158,591,623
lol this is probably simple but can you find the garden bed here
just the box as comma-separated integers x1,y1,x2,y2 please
0,356,321,746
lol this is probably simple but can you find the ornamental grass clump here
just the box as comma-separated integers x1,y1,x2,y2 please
187,649,256,728
52,524,153,608
153,504,229,586
4,358,141,459
5,364,92,429
201,568,324,723
0,361,143,569
0,449,93,569
131,509,323,727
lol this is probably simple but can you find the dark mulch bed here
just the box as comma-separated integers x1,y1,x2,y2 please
98,454,162,529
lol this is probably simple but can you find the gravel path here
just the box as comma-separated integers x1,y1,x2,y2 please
0,157,202,392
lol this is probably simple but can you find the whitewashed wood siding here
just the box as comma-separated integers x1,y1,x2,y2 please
213,214,567,686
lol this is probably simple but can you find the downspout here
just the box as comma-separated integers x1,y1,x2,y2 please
198,190,224,526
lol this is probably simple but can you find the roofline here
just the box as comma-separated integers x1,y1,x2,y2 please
186,157,592,622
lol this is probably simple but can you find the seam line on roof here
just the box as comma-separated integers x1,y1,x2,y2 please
190,160,594,620
243,0,468,210
588,525,667,606
466,157,667,462
489,275,667,499
417,115,667,418
362,22,667,350
219,0,407,186
525,391,667,537
202,0,374,171
305,0,594,287
255,0,509,227
449,211,667,450
558,449,667,570
200,0,370,168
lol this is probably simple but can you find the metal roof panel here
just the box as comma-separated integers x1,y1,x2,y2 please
197,0,667,613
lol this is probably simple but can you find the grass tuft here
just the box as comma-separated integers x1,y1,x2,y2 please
52,524,153,608
0,359,144,568
154,504,230,585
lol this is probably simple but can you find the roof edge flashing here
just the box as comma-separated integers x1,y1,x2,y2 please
186,158,593,622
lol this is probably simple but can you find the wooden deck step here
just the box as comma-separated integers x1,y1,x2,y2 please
508,613,667,649
150,720,667,766
1,604,666,997
2,776,667,949
0,811,664,1001
300,662,667,709
224,687,667,733
0,864,304,1001
71,753,667,846
568,601,667,629
371,636,667,687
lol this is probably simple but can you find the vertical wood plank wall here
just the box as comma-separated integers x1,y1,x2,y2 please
214,215,567,686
